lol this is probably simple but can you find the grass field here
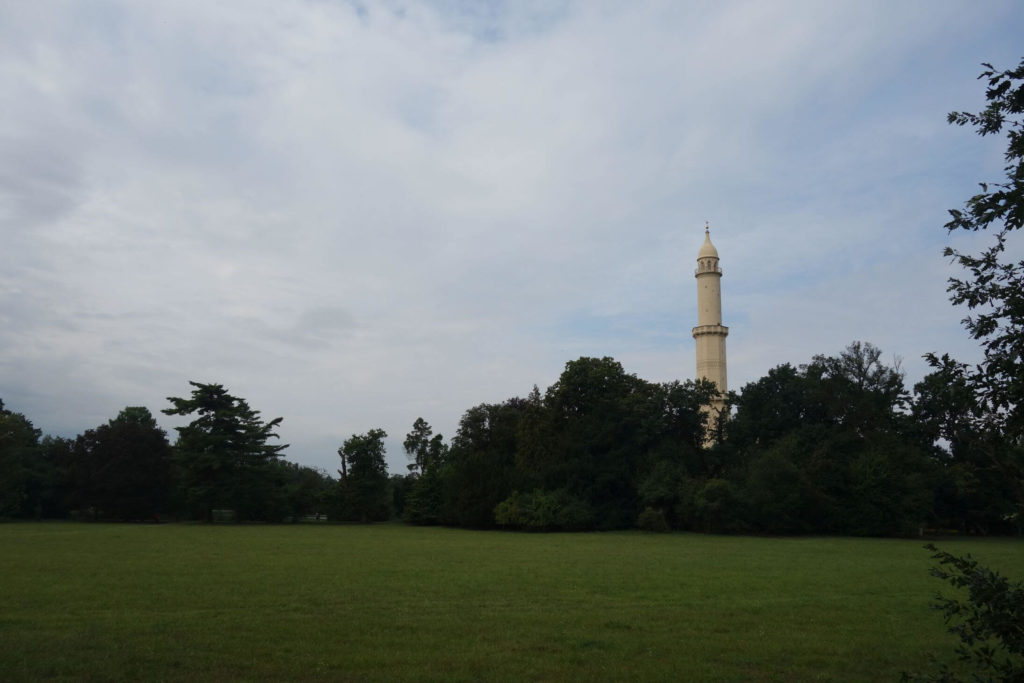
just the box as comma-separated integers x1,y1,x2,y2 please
0,524,1020,682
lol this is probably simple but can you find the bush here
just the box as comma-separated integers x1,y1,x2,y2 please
494,489,594,531
637,507,669,532
903,544,1024,682
690,478,747,533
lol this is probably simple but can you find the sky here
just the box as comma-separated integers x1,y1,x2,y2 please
2,0,1022,475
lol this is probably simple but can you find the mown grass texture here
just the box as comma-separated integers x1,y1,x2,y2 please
0,523,1020,681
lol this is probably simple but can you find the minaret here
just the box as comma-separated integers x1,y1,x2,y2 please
692,223,728,425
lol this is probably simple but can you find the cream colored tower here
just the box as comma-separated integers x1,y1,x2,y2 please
692,224,728,419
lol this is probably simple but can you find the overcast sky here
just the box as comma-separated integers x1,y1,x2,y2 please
2,1,1022,475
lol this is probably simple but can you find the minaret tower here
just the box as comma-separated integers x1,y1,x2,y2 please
692,223,728,419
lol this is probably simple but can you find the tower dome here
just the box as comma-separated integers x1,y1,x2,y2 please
697,226,719,260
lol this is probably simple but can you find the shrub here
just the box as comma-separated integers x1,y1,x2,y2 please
691,478,747,533
903,544,1024,682
637,507,669,532
494,489,594,531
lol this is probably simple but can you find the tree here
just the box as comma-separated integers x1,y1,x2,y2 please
25,436,74,519
913,357,983,459
403,417,446,474
742,444,820,534
163,382,288,521
337,429,389,522
914,358,1017,533
0,399,40,517
525,357,648,529
941,59,1024,437
70,407,172,520
402,418,447,525
800,343,933,535
275,461,333,521
443,399,525,528
500,358,714,531
804,340,908,435
728,343,933,535
636,379,720,529
937,59,1024,528
728,363,808,449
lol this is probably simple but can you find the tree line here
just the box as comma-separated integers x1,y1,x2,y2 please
0,336,1018,534
0,384,322,523
395,340,1020,535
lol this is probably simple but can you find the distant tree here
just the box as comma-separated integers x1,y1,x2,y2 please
914,358,1018,533
650,379,721,474
728,343,933,535
804,340,909,434
742,440,821,534
913,356,984,460
24,436,74,519
502,358,714,531
728,363,808,450
163,382,288,521
403,417,446,474
402,418,447,525
388,473,409,519
804,344,932,535
524,357,648,529
337,429,389,522
443,399,526,528
70,407,172,520
275,461,333,521
636,379,720,528
0,399,40,517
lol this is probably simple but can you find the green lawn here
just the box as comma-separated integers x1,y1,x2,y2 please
0,524,1020,681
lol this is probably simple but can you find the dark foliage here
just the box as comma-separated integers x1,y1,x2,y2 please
388,343,938,534
930,60,1024,532
442,399,526,528
941,60,1024,439
402,418,448,525
903,544,1024,682
495,358,715,531
335,429,389,522
915,357,1020,534
163,382,289,522
277,461,334,521
0,400,41,518
69,407,172,520
728,342,934,535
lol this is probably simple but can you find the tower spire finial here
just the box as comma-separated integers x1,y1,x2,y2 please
705,220,709,234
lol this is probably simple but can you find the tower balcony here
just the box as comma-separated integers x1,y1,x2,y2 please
691,324,729,338
694,260,722,276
